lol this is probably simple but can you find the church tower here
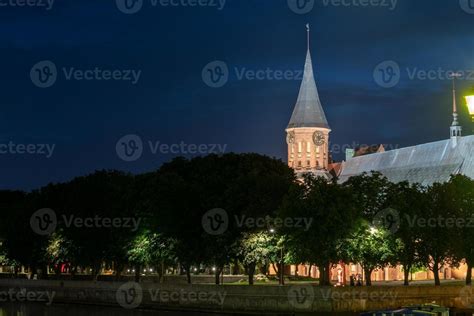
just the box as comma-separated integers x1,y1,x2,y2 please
286,25,331,176
450,73,462,145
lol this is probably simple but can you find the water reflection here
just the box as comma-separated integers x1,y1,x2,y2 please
0,303,200,316
0,303,362,316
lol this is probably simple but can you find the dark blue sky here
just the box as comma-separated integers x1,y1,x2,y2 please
1,0,474,190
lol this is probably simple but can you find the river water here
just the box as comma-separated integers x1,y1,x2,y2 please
0,303,360,316
0,303,208,316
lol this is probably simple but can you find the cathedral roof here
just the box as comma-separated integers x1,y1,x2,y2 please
338,136,474,186
287,48,330,129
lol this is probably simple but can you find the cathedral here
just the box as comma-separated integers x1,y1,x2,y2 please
284,26,474,283
286,27,474,185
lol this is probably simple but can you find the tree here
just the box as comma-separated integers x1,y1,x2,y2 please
417,182,459,286
1,190,50,278
446,175,474,285
39,170,136,280
344,172,392,218
137,154,295,285
386,182,426,286
344,221,394,286
280,175,358,286
233,232,277,285
126,231,176,282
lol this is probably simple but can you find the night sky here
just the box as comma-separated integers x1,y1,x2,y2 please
1,0,474,190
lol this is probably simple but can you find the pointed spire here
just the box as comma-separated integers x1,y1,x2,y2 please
450,73,462,140
287,24,330,129
452,73,460,123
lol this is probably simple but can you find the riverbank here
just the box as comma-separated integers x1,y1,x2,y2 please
0,279,472,314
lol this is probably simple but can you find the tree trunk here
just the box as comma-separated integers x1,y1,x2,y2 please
294,264,298,276
248,262,256,285
467,261,473,286
272,263,279,275
433,263,440,286
403,266,410,286
318,263,331,286
115,262,123,281
215,267,222,285
261,262,269,276
279,260,285,286
134,264,140,283
232,259,240,275
71,266,77,279
158,260,164,283
364,267,373,286
308,264,312,277
186,269,191,284
41,265,49,280
29,264,37,280
319,266,326,286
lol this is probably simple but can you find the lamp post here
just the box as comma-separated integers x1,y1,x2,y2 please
466,95,474,124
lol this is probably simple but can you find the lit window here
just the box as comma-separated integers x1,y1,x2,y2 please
298,142,302,153
316,146,320,154
307,142,311,153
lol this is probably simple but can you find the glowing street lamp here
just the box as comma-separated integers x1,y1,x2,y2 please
466,94,474,122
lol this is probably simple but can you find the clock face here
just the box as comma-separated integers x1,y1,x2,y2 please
313,131,325,146
286,132,295,144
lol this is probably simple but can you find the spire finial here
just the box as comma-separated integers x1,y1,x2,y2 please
451,72,462,114
306,23,310,50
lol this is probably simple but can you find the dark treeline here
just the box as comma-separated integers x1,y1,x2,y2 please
0,153,473,286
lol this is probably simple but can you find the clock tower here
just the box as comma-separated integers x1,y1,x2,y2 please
286,25,331,177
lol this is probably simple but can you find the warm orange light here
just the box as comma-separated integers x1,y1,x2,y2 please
466,95,474,116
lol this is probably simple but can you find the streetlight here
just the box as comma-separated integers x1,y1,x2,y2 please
466,94,474,123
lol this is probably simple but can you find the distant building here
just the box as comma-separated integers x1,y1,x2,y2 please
284,26,473,283
286,28,474,187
